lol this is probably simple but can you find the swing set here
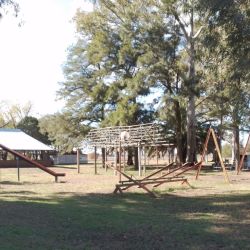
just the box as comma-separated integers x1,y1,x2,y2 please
196,128,230,183
237,132,250,174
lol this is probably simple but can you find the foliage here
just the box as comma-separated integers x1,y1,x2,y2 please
17,116,51,145
39,112,89,153
56,0,250,160
222,143,232,158
0,101,33,128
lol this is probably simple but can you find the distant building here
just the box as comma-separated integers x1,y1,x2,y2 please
52,154,88,165
0,128,54,167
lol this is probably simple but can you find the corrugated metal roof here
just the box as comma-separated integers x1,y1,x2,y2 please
0,129,53,151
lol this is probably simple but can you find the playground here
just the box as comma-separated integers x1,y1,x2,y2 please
1,165,250,249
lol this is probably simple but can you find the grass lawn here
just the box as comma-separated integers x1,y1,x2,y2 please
1,165,250,249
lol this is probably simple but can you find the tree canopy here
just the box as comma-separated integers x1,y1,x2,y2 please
53,0,250,161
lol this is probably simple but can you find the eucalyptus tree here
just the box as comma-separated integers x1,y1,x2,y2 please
199,0,250,167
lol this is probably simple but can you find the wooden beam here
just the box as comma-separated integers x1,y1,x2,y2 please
138,143,141,177
211,129,230,183
237,133,250,174
77,148,80,174
196,128,212,180
94,146,97,175
16,156,20,182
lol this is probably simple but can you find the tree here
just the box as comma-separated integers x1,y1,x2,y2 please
199,0,250,167
17,116,51,145
0,0,19,18
0,101,33,128
39,112,89,153
61,0,249,164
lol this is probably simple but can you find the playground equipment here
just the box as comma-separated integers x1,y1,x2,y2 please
85,123,174,177
195,128,230,183
109,162,200,197
237,133,250,174
0,143,65,182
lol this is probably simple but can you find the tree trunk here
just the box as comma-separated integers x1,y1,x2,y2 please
233,126,240,171
186,10,196,162
134,147,138,170
101,148,105,168
127,148,134,165
186,94,196,162
174,100,184,164
232,101,240,171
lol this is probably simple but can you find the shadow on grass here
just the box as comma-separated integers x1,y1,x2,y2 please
0,192,250,249
0,181,23,185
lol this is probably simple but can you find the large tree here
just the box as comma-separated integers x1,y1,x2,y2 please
199,0,250,167
59,0,249,163
39,112,89,153
17,116,51,145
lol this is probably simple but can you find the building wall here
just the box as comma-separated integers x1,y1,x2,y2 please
53,154,88,165
0,160,53,168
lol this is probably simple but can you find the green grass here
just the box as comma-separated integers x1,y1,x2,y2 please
1,192,250,249
1,166,250,249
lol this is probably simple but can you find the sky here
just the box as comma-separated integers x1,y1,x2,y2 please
0,0,93,117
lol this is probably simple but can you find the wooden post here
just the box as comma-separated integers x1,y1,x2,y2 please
156,146,158,165
123,147,126,170
105,147,107,172
211,129,230,183
138,143,141,176
119,140,122,182
94,146,97,175
196,128,212,180
16,156,20,182
143,146,146,175
237,133,250,174
114,147,117,175
196,128,230,183
77,148,80,174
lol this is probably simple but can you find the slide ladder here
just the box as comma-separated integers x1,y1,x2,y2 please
0,143,65,182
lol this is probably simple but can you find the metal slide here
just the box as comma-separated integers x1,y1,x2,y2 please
0,143,65,182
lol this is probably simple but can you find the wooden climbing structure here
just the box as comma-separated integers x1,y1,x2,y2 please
85,123,174,176
109,162,200,197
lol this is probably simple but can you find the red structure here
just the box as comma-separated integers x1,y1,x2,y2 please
0,143,65,182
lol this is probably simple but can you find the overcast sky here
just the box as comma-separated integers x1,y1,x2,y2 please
0,0,92,117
